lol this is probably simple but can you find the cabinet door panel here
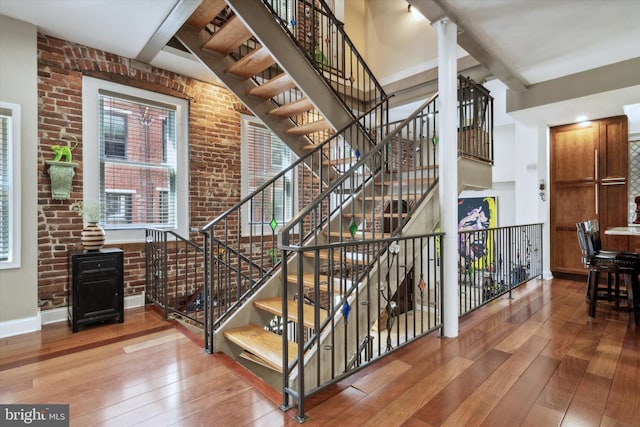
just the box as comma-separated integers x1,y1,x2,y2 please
552,183,597,225
553,229,586,274
551,122,598,182
77,275,120,320
599,115,628,180
551,183,597,274
600,182,630,251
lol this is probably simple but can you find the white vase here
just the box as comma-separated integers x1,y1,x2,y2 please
81,222,105,251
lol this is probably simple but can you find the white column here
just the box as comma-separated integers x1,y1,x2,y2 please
433,17,459,337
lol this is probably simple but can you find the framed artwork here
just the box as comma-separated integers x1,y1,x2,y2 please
458,196,498,272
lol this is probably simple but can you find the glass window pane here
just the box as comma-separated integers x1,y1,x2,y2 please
99,94,177,229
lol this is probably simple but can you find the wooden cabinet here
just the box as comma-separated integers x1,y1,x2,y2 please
68,248,124,332
550,116,629,276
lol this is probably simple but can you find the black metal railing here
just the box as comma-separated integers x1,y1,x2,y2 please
198,103,385,352
145,229,205,325
279,92,440,249
280,233,444,421
458,223,543,315
264,0,387,119
458,75,494,163
277,93,440,420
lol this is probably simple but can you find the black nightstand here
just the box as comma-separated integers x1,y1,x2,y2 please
68,248,124,332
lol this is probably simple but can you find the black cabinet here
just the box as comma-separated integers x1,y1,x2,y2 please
68,248,124,332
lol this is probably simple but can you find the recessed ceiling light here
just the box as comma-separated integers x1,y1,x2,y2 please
575,115,588,122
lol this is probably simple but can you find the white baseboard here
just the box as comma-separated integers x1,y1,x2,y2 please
0,292,146,338
0,311,42,339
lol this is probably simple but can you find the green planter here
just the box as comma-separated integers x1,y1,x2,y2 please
46,160,77,200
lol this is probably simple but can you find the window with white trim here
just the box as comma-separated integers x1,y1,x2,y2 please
241,115,295,235
82,77,188,243
0,102,20,269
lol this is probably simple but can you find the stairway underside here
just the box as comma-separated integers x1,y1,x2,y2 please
177,0,373,165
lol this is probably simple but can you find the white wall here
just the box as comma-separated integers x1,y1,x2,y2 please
459,123,516,227
0,15,40,337
362,0,441,85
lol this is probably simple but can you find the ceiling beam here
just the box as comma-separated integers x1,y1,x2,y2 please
384,56,492,108
507,56,640,113
136,0,202,64
408,0,529,92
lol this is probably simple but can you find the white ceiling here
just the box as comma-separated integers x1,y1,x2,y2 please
443,0,640,85
1,0,639,130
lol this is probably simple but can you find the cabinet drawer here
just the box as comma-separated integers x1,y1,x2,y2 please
77,256,119,273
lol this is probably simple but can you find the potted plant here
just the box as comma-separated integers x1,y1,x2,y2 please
70,200,105,251
45,136,79,200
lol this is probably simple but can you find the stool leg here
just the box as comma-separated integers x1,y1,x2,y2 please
589,268,598,318
627,273,640,325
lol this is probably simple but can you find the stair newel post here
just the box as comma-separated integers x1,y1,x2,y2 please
202,231,211,353
279,243,291,411
295,245,307,422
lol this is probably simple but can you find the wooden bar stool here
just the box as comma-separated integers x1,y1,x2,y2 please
576,220,640,324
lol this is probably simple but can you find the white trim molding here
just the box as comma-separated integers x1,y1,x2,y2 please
0,293,146,337
0,310,41,339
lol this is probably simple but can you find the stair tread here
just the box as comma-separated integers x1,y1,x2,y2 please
186,0,226,30
330,157,358,166
343,212,409,219
248,73,296,99
254,297,326,329
359,194,423,202
269,98,315,118
226,47,276,79
286,119,331,135
223,324,296,373
201,16,252,55
302,250,367,262
324,230,392,239
238,350,277,371
287,273,358,294
375,177,435,186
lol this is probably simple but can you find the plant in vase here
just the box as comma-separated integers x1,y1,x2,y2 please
70,200,105,251
46,136,79,200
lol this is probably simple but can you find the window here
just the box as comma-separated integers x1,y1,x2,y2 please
103,112,127,158
241,116,295,235
83,77,188,243
0,102,20,269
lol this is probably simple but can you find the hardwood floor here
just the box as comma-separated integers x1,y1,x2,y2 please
1,277,639,426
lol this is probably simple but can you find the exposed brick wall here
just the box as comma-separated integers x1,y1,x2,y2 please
37,34,243,310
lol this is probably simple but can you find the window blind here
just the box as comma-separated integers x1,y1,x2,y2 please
245,121,294,228
0,110,10,261
98,94,177,229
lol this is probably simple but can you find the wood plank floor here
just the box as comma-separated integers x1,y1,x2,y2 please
1,277,639,426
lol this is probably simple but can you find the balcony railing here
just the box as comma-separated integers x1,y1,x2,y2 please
458,223,543,315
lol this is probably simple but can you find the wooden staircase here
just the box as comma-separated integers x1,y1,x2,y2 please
163,0,492,407
176,0,368,162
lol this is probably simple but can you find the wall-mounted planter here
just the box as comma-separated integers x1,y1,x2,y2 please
45,160,77,200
